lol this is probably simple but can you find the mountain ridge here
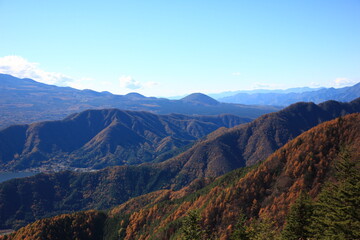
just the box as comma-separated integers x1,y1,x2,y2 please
160,98,360,186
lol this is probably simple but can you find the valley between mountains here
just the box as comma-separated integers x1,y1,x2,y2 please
0,75,359,239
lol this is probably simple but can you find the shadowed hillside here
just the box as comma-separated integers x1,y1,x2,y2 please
0,109,250,171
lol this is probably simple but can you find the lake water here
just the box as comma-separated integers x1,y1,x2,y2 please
0,172,39,183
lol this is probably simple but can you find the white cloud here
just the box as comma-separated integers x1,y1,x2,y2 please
232,72,241,76
119,76,142,90
333,77,357,87
251,82,284,89
119,75,158,91
0,55,73,86
143,81,158,88
310,82,321,88
0,56,160,95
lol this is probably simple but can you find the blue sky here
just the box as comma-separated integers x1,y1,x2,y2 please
0,0,359,97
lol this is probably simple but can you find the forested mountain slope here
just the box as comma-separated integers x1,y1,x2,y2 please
106,113,359,240
3,113,359,240
158,97,360,186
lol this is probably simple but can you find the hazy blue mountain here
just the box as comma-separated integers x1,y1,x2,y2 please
180,93,220,105
0,74,280,129
218,83,360,105
208,86,325,99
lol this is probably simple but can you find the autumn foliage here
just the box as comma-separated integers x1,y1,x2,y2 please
0,210,106,240
107,113,360,239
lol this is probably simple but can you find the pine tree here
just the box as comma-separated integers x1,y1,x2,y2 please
247,217,279,240
281,191,313,240
180,210,205,240
309,149,360,239
230,212,249,240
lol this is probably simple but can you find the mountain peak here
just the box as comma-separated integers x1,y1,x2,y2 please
181,93,219,105
124,92,146,99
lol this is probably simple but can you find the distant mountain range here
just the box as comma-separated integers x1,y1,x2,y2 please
207,86,325,99
0,98,358,229
2,113,359,239
218,82,360,105
170,87,325,100
0,74,279,129
0,109,250,171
